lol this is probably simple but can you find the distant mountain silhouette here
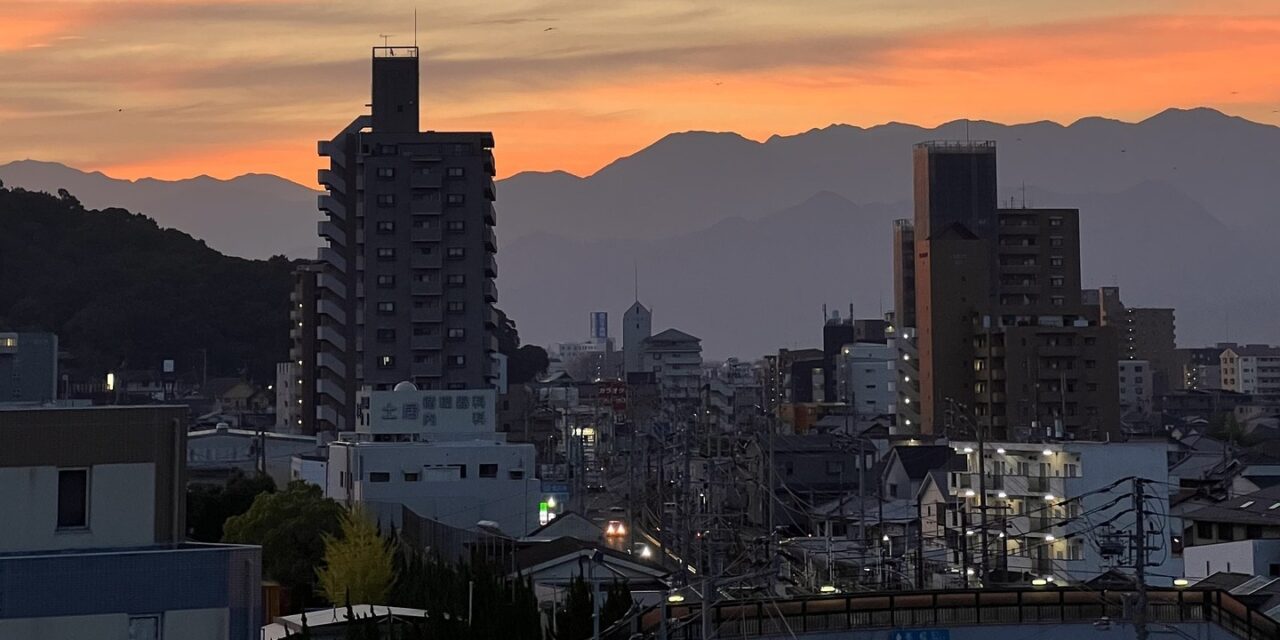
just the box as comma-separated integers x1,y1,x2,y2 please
4,107,1275,357
0,160,319,259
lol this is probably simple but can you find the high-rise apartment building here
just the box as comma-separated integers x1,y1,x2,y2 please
1084,287,1178,395
300,46,499,433
903,141,1119,440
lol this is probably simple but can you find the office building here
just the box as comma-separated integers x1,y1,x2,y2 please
326,383,541,536
1221,345,1280,395
305,46,499,433
903,141,1119,440
0,406,261,639
0,331,58,404
622,301,652,376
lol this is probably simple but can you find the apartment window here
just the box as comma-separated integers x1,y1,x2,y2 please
1049,216,1063,227
377,301,395,315
376,275,395,288
57,468,89,529
447,328,465,340
403,472,420,482
369,472,391,483
129,616,161,640
376,247,396,260
1049,236,1064,247
447,301,465,314
476,463,499,478
413,354,433,364
447,247,465,259
377,194,396,207
413,272,432,283
509,469,525,480
1084,337,1096,345
376,329,396,343
447,167,466,178
376,220,395,234
1049,256,1064,267
376,167,395,179
449,355,466,367
447,274,466,287
1050,296,1065,307
412,219,431,229
377,144,398,155
446,194,465,205
827,461,844,475
378,355,396,369
1050,276,1064,288
447,220,465,233
447,382,466,390
1218,523,1234,541
1085,360,1097,369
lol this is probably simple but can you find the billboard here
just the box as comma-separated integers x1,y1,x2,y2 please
590,311,608,340
367,388,496,435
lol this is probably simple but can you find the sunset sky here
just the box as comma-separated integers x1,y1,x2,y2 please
2,0,1278,185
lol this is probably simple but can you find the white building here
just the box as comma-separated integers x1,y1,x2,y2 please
836,341,898,417
0,406,261,640
1221,345,1280,395
1118,359,1153,415
920,439,1181,587
187,424,319,487
640,328,703,401
274,361,302,432
326,383,542,536
1184,540,1280,579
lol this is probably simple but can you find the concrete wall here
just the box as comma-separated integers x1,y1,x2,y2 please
0,609,229,640
1185,539,1280,578
0,463,155,553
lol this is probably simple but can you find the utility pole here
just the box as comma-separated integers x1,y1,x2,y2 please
975,409,989,585
1133,478,1150,640
960,508,970,589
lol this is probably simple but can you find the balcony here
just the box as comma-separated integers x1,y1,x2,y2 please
483,178,496,201
318,220,345,246
318,140,343,167
483,279,497,302
318,168,345,193
318,194,345,221
484,204,496,225
316,298,346,324
316,352,346,378
318,247,346,272
316,403,340,427
316,325,346,351
410,170,442,189
410,280,442,297
409,253,442,270
317,272,346,299
409,197,442,215
316,378,345,402
410,306,443,324
410,226,442,243
411,335,442,351
484,255,497,278
483,226,497,252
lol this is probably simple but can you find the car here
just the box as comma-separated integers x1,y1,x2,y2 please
605,520,627,537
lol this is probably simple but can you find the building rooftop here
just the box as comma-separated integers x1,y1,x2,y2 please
1226,345,1280,357
914,140,997,152
1182,485,1280,526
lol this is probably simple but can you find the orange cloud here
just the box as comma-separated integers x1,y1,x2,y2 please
30,6,1280,185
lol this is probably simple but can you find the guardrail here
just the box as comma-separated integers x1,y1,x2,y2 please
624,587,1277,640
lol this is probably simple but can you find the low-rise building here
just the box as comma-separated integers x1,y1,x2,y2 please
326,383,542,536
1118,359,1153,415
834,341,897,418
1184,540,1280,579
187,424,320,487
1222,345,1280,395
639,328,702,401
0,405,262,639
919,439,1180,587
0,331,58,404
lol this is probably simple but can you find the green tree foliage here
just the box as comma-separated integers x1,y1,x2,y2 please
223,481,344,607
389,548,540,640
600,580,634,630
317,507,398,606
493,307,549,384
0,185,293,381
552,575,594,640
187,470,276,542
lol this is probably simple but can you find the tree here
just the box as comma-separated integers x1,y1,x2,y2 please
551,575,593,640
187,470,276,542
223,481,344,607
600,580,633,629
317,507,397,606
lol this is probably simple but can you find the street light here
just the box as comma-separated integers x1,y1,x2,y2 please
819,585,839,594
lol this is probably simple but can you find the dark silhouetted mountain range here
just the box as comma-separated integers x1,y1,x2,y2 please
4,108,1276,358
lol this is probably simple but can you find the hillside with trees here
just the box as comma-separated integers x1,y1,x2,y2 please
0,182,294,382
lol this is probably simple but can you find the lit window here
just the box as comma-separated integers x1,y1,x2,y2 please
378,355,396,368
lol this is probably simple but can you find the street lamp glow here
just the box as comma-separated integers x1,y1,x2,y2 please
997,491,1008,499
996,448,1006,454
964,489,976,497
965,568,975,576
546,496,557,509
965,530,975,536
1044,494,1056,501
1045,534,1056,541
1174,578,1190,587
1031,578,1048,586
640,545,653,559
882,534,890,542
666,593,685,603
819,585,839,594
962,447,974,454
1042,448,1054,456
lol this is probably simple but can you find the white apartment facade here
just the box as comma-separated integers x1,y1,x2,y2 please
1221,345,1280,395
920,440,1180,587
1118,359,1153,414
639,328,703,401
836,341,898,418
325,384,542,536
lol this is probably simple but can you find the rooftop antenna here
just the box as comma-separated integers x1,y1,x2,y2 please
379,33,392,47
414,8,418,48
633,260,639,303
965,119,970,141
1020,181,1027,208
